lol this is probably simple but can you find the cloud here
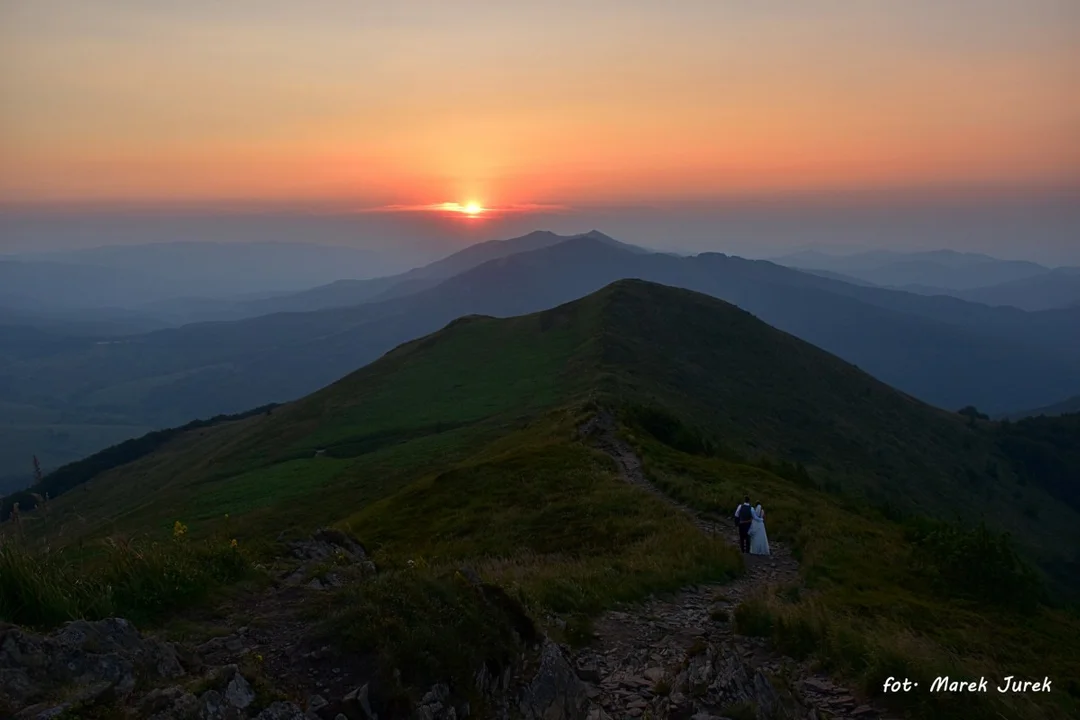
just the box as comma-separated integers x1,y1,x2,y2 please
355,202,572,215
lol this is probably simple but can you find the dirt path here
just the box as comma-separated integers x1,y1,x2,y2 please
576,414,896,720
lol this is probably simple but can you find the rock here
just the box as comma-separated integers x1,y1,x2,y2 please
518,640,588,720
752,670,781,718
802,678,833,693
415,682,455,720
257,702,308,720
575,661,602,684
224,672,255,710
342,683,376,720
284,528,377,587
0,617,184,710
199,689,225,719
643,667,664,683
146,689,200,720
140,686,187,714
308,694,329,713
14,703,64,720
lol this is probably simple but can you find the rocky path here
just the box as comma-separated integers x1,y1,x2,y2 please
575,414,895,720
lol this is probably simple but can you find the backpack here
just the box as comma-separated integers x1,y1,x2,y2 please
738,503,753,523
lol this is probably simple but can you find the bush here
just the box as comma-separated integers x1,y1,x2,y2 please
733,595,775,637
320,568,524,690
905,519,1044,611
625,403,717,456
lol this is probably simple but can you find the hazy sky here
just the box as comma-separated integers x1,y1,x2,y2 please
1,2,1078,261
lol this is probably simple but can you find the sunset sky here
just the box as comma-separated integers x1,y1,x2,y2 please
2,0,1078,211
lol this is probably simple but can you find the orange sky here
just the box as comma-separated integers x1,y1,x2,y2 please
2,1,1078,209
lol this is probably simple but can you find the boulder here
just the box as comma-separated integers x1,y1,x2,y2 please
0,618,185,710
518,641,588,720
256,701,308,719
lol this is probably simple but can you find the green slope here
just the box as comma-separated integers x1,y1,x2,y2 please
10,279,1080,719
26,280,1080,578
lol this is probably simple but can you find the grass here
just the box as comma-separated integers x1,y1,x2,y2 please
20,281,1080,590
632,431,1080,720
315,422,743,691
0,526,249,629
4,280,1078,718
317,568,523,694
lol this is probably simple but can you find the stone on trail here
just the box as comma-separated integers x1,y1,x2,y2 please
255,701,307,719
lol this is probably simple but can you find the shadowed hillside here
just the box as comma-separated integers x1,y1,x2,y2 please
19,280,1080,584
5,280,1079,720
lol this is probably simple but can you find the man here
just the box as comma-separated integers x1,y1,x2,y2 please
734,495,754,553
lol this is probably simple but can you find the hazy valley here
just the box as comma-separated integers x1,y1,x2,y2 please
3,232,1080,491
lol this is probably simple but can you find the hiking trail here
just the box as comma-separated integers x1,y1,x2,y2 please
575,412,898,720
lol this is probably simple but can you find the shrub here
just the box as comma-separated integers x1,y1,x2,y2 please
320,568,523,690
905,519,1044,611
733,595,775,637
624,404,719,457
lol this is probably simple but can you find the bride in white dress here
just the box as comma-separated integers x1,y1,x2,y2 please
749,504,770,556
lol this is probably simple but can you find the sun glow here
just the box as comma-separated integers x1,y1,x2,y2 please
437,201,485,216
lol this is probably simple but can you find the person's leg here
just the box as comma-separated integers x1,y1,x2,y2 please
739,523,750,552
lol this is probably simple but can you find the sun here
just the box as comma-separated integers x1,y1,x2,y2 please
434,201,486,216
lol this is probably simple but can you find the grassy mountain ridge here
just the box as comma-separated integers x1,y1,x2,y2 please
19,280,1080,586
5,235,1079,484
9,279,1079,720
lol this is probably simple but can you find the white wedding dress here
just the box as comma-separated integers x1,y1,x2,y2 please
749,505,770,555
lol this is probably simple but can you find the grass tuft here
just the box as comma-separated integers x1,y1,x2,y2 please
0,528,249,629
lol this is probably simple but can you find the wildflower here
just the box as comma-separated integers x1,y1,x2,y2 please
255,653,264,663
230,538,239,549
173,520,188,540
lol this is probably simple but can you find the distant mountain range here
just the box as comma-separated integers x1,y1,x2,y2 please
0,232,649,328
1,241,390,315
1006,394,1080,420
209,230,652,321
3,232,1080,480
773,249,1080,311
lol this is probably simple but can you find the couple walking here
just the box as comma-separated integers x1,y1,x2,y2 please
734,495,770,555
